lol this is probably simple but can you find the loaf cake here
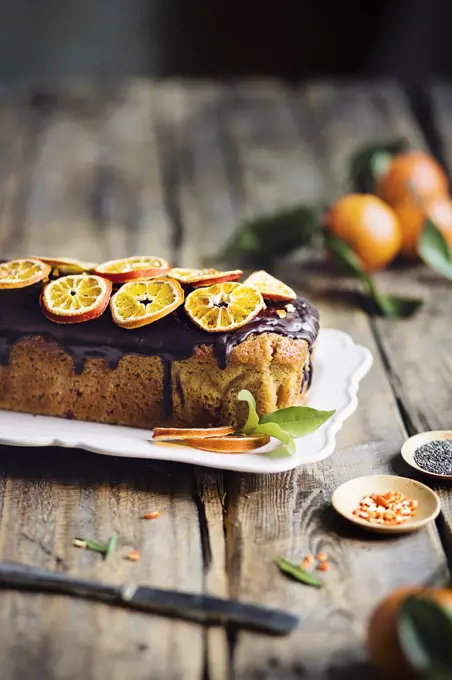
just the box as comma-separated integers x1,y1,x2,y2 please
0,260,319,429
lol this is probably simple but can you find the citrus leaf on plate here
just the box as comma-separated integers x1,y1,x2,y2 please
418,219,452,281
254,423,295,456
260,406,335,437
237,389,260,433
397,595,452,678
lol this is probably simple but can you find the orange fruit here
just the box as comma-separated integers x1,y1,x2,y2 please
110,278,184,329
377,151,448,207
153,425,234,440
33,256,97,275
169,268,242,287
94,256,170,283
185,281,265,333
394,194,452,259
40,274,112,324
243,270,296,301
0,258,51,289
367,586,452,680
325,194,402,272
185,433,270,453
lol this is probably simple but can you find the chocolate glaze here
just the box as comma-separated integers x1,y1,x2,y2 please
0,286,319,407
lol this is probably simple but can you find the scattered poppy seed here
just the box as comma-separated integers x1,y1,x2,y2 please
413,440,452,476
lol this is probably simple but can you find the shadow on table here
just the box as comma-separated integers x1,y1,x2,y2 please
0,444,195,497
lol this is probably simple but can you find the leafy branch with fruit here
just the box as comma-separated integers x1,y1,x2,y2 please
219,143,452,318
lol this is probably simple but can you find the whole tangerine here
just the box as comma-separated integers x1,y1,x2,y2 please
394,194,452,259
367,586,452,680
377,151,448,207
325,194,402,272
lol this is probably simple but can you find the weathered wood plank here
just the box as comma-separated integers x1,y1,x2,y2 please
20,81,173,263
213,82,447,679
0,448,205,679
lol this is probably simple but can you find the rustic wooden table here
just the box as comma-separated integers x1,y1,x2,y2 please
0,81,451,680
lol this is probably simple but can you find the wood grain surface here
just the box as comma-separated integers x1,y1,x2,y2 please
0,80,451,680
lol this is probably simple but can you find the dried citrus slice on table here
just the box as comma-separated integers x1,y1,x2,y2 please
40,274,112,323
185,282,265,332
153,425,234,440
0,258,51,289
33,256,98,275
94,256,170,283
111,278,184,329
185,434,270,453
243,270,296,301
169,268,242,287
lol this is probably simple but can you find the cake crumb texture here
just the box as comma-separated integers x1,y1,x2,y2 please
0,333,311,428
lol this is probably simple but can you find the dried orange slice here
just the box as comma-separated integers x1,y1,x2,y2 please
41,274,112,324
94,256,170,283
185,281,265,333
185,434,270,453
0,258,51,289
243,270,296,301
33,256,98,275
153,425,234,440
169,268,242,287
110,278,184,329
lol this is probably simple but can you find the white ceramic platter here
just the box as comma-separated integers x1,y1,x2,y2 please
0,328,373,473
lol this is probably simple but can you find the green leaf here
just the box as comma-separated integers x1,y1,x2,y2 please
326,233,423,318
397,595,452,677
237,389,260,433
219,205,320,265
275,557,323,588
254,423,295,456
348,138,408,192
260,405,335,437
106,533,119,558
419,219,452,281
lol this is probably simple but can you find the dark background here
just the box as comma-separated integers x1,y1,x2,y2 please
0,0,450,81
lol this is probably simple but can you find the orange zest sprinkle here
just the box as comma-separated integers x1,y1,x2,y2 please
142,511,161,520
316,552,329,562
126,549,141,562
317,561,329,572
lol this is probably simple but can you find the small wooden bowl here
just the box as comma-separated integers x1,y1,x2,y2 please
401,430,452,480
331,474,440,534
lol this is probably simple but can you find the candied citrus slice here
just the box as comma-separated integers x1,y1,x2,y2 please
0,258,51,289
153,425,234,440
110,278,184,329
243,270,296,301
33,256,98,275
185,434,270,453
169,267,242,287
94,256,170,283
185,281,265,333
41,274,112,324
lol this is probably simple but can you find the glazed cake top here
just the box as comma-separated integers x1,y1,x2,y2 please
0,285,319,373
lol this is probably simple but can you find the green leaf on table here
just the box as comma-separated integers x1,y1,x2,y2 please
419,218,452,281
237,389,260,433
325,232,423,318
106,533,119,558
397,595,452,678
218,205,320,265
275,557,323,588
348,138,408,193
253,422,296,456
260,406,335,437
